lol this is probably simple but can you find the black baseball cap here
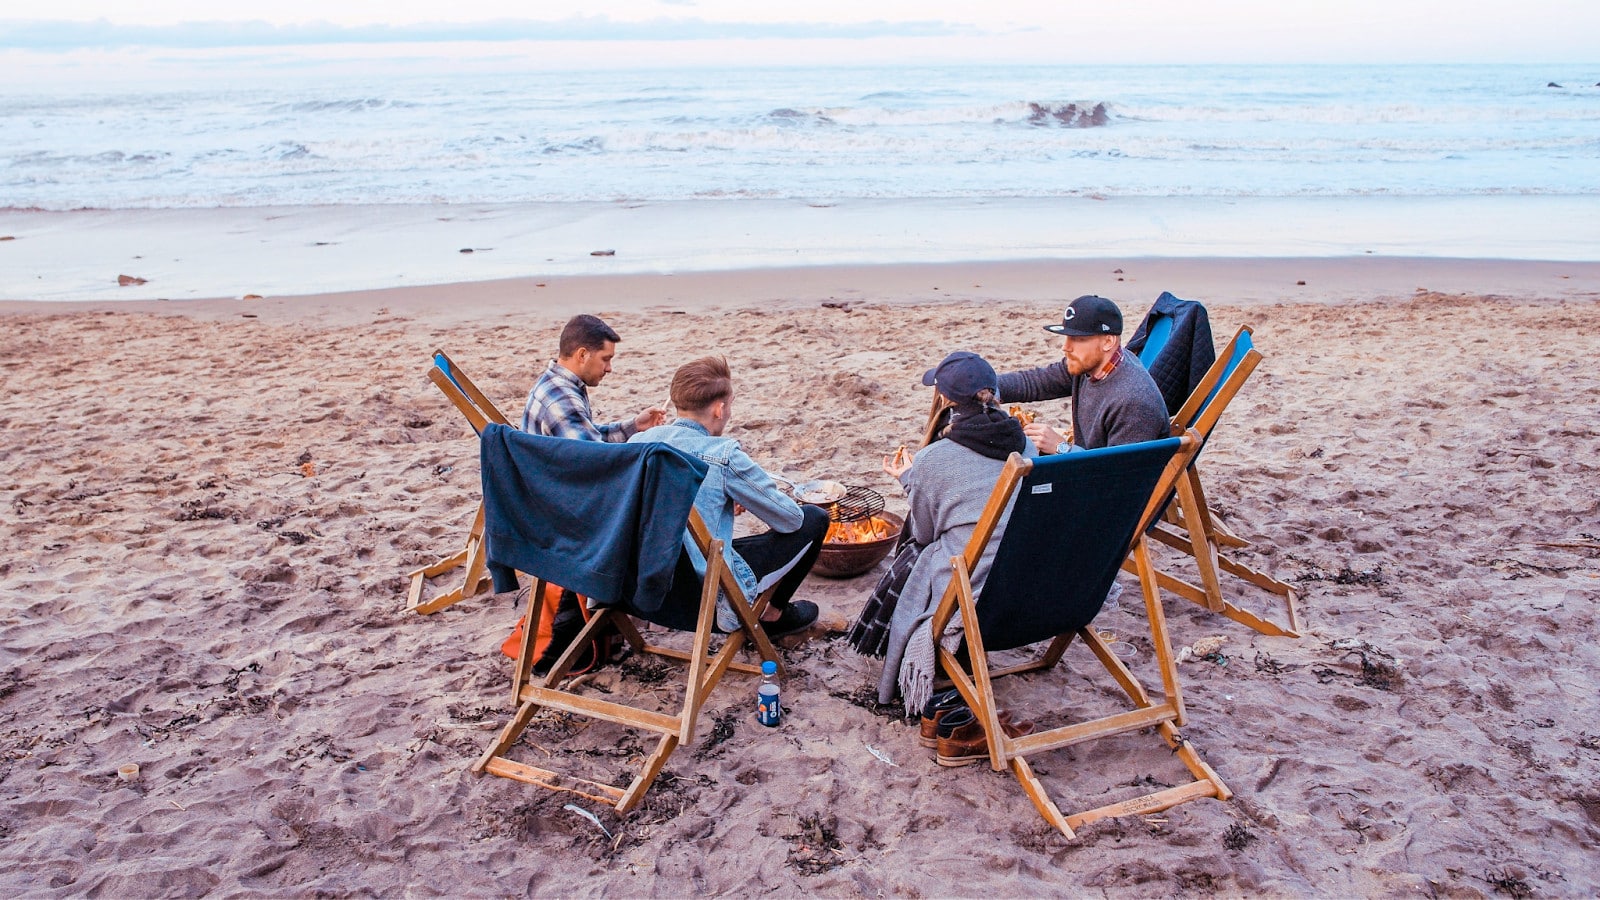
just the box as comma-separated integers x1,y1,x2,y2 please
1044,295,1123,337
921,351,998,406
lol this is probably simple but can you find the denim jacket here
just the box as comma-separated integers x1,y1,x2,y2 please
628,419,804,630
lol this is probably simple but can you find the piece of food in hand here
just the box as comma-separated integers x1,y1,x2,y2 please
893,444,908,467
1008,404,1037,426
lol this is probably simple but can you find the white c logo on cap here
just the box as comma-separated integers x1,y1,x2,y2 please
1064,307,1076,320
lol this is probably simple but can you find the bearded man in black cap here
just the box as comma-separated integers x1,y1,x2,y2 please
999,295,1169,453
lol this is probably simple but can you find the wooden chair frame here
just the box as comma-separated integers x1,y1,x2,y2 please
406,350,513,615
472,509,785,813
927,327,1299,638
1128,326,1301,638
929,433,1230,839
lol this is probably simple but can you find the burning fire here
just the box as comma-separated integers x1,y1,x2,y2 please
825,515,896,544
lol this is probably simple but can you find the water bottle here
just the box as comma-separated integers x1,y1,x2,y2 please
756,660,782,727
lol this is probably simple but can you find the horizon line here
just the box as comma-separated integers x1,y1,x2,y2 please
1,16,973,50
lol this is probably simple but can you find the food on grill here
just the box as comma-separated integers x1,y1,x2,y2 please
797,480,847,504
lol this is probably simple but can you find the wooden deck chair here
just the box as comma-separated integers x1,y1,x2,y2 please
930,432,1231,839
474,495,785,814
1131,326,1301,637
406,350,514,615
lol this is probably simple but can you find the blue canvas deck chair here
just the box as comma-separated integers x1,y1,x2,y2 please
1133,325,1301,637
470,428,786,813
1133,308,1174,362
930,432,1231,839
405,349,513,615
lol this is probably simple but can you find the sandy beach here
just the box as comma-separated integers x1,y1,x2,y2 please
2,259,1599,897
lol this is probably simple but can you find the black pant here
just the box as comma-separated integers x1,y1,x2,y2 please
652,504,829,630
732,504,830,611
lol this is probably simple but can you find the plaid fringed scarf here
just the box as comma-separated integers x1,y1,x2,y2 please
846,534,921,657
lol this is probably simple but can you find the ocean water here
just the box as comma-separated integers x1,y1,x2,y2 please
3,57,1598,210
4,54,1599,299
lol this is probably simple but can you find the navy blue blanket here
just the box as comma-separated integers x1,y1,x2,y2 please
1126,291,1216,417
479,424,708,612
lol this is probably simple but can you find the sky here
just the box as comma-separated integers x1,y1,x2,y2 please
3,0,1599,66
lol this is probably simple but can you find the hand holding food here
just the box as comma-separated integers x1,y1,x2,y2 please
1023,421,1065,454
883,444,913,478
635,406,668,430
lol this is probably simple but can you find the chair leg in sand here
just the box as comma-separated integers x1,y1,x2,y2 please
474,510,782,813
1130,325,1300,637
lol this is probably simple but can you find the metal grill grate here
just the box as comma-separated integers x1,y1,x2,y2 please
824,485,885,523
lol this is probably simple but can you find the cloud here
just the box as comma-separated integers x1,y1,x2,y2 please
0,16,974,50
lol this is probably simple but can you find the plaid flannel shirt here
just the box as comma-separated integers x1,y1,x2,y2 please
521,361,635,442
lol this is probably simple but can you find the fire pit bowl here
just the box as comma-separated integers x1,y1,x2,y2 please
813,510,904,579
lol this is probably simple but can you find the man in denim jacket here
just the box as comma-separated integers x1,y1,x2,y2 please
629,356,828,637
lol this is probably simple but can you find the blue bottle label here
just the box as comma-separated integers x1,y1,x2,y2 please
757,686,781,726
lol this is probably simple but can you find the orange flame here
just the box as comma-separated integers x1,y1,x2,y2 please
825,515,895,544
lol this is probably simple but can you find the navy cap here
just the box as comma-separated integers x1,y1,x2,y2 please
921,351,998,406
1044,295,1123,337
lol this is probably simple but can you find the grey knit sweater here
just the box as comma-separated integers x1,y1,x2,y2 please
997,349,1169,449
877,437,1037,714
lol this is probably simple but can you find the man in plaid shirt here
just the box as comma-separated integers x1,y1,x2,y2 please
522,315,665,441
517,315,667,674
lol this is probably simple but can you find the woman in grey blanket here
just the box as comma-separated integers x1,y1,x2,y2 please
847,351,1036,716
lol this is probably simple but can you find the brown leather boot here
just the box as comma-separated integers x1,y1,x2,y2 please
934,708,1036,766
1001,715,1036,740
920,690,1021,748
918,689,966,749
934,708,987,767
